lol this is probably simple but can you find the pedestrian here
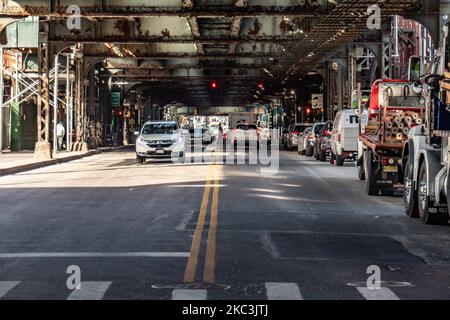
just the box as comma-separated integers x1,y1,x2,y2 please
56,121,65,151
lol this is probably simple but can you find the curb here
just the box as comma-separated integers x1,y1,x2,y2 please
0,146,130,177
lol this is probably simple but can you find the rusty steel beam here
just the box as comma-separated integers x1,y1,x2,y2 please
106,75,264,79
105,64,266,70
49,36,306,44
266,0,419,80
85,53,280,59
0,6,333,18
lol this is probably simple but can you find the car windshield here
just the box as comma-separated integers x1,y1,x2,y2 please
236,124,257,130
142,123,178,135
313,123,325,134
293,125,311,133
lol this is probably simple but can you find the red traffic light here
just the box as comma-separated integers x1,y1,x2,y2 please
257,83,264,90
210,81,218,89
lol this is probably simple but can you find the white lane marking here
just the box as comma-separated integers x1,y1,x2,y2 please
265,282,303,300
0,252,189,258
172,289,207,300
67,281,112,300
357,287,400,300
0,281,20,298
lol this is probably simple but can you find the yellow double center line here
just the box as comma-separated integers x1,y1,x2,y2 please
183,162,220,284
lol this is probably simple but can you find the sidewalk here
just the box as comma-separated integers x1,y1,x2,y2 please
0,146,128,176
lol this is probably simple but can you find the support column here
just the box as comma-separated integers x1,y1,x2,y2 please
87,67,97,149
348,47,357,107
34,23,52,159
73,44,88,151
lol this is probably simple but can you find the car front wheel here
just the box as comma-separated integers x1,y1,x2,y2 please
136,155,145,164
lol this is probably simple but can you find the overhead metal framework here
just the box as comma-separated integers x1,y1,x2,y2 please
0,0,422,107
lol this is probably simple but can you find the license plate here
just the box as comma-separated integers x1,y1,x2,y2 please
156,149,165,154
383,165,397,173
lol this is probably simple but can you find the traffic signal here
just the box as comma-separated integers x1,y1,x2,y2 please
210,81,218,89
306,108,312,115
257,83,265,90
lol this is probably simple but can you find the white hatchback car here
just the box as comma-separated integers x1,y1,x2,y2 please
135,121,185,163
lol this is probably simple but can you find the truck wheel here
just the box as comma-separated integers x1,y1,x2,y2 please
319,150,326,161
358,162,365,180
330,152,336,165
403,160,418,218
365,150,379,196
417,163,449,225
357,154,365,180
336,154,344,167
305,145,313,157
381,189,394,196
314,145,320,160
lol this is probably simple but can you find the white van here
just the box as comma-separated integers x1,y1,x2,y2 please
330,109,359,166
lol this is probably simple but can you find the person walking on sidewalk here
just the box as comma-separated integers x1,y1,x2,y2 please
56,122,65,151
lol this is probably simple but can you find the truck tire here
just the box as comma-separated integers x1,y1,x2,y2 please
365,150,379,195
403,160,419,218
330,152,336,165
358,163,365,180
314,145,320,160
417,162,449,225
381,189,394,196
319,150,326,161
305,145,313,157
336,154,344,167
357,154,365,180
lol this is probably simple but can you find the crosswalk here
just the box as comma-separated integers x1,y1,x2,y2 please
0,281,403,300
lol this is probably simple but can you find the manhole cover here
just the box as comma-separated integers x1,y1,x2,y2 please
152,283,230,290
347,281,414,288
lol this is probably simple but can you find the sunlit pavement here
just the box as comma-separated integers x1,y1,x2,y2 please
0,149,450,300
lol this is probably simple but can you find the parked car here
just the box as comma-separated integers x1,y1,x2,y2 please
305,122,326,157
286,123,313,151
314,121,333,161
281,125,293,149
330,109,359,166
298,127,312,155
229,123,259,147
135,121,185,163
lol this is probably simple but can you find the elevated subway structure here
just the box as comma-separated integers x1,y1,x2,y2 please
0,0,442,158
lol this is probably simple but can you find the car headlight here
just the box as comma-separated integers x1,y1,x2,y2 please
172,137,183,143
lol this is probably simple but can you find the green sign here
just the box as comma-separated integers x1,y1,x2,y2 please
111,92,121,107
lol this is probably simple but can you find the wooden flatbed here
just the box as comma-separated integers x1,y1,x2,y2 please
359,134,404,153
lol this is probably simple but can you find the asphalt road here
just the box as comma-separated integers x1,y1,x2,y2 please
1,148,450,300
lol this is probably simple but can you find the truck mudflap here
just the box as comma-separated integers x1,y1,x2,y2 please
419,149,442,199
373,163,402,191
